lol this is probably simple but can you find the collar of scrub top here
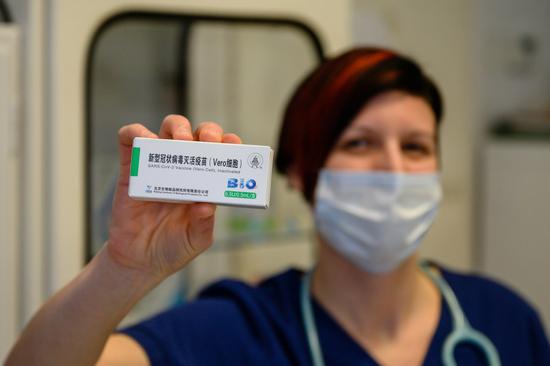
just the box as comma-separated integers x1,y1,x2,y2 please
300,261,502,366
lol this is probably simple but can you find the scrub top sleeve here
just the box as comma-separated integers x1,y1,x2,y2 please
118,325,172,365
118,305,194,366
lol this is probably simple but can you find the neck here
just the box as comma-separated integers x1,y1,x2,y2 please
311,240,438,340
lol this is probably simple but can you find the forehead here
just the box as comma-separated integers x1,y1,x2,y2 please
343,91,437,136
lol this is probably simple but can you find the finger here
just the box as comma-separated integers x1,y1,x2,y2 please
118,123,157,147
186,203,217,252
118,123,157,166
117,124,157,186
222,133,242,144
159,115,193,140
193,122,224,143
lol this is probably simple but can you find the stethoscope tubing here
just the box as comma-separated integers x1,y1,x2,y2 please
300,262,501,366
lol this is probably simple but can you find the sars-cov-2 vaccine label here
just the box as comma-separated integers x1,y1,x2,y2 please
128,137,273,209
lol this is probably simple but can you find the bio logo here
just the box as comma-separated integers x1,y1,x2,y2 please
227,178,257,189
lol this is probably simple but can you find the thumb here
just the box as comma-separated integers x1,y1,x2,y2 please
118,124,158,182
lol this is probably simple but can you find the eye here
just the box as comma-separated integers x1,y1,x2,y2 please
341,138,373,150
402,142,432,155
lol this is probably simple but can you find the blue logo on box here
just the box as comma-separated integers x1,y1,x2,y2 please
227,178,256,189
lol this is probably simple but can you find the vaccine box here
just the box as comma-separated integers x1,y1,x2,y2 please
128,138,273,208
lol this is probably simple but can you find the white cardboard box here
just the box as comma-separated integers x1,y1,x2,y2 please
128,138,273,208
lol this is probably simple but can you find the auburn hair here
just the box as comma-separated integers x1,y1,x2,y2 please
275,47,443,203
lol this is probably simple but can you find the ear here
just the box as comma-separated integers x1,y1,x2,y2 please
286,167,304,192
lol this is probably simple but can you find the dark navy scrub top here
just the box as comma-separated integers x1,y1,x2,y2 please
120,266,550,365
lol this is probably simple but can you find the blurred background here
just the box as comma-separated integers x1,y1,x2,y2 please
1,0,549,359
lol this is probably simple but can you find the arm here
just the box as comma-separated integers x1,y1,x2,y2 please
6,247,157,366
6,115,242,366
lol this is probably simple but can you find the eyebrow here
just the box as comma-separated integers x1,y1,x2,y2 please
404,131,435,140
343,126,378,135
343,126,435,139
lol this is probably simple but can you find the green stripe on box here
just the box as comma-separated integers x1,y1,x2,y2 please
130,147,140,176
224,190,256,199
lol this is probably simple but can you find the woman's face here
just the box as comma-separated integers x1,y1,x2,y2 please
324,91,438,172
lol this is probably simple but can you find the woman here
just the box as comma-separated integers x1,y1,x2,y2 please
7,48,550,365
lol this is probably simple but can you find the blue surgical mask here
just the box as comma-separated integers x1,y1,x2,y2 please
314,170,442,273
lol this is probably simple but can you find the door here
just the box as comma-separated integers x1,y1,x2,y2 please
42,0,351,324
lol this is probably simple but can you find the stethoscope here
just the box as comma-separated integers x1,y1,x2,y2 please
300,261,502,366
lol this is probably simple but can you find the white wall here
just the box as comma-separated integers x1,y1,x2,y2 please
481,142,550,330
473,0,550,330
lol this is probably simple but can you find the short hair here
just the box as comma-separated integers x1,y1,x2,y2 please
275,47,443,203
